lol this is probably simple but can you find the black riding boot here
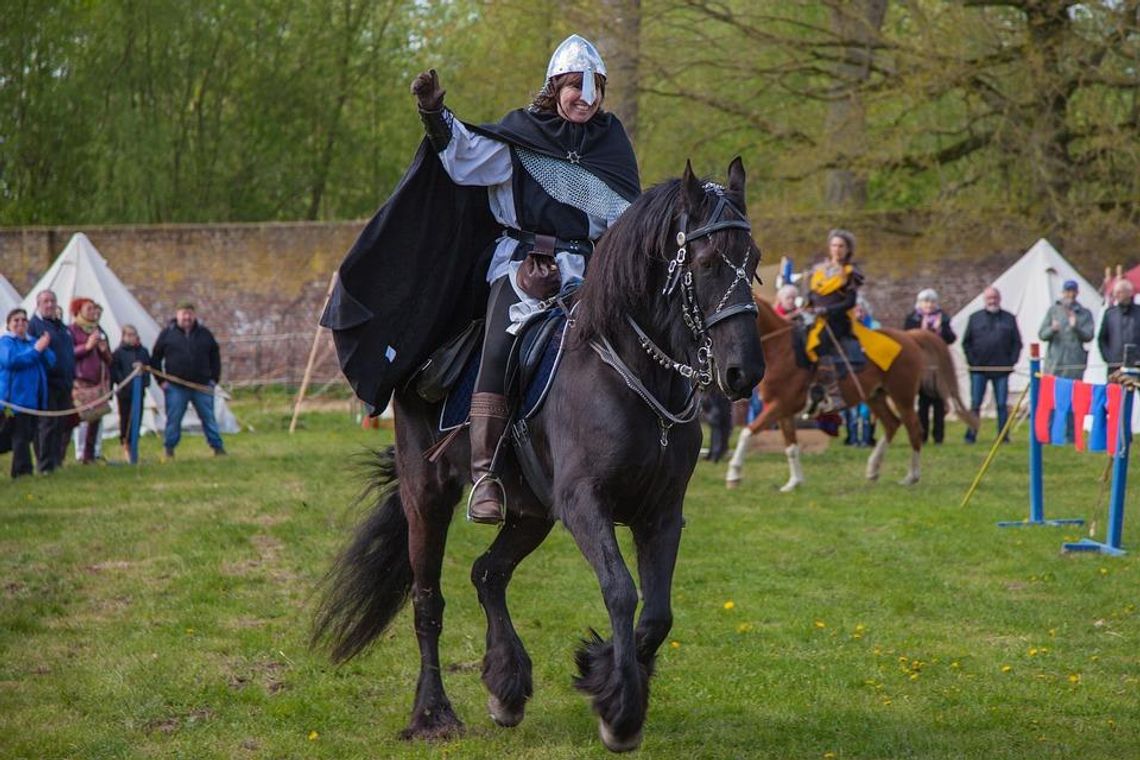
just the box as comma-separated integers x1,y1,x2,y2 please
468,392,509,524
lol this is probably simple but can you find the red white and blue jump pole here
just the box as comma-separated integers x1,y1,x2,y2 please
998,343,1084,528
1064,353,1136,555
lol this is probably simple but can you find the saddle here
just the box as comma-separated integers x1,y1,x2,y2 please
417,295,573,508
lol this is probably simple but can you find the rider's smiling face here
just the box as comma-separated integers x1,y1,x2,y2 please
557,76,602,124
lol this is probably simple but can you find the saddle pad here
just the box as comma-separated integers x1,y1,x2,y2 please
440,313,568,431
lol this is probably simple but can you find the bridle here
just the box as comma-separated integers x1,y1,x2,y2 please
636,183,758,388
590,182,761,447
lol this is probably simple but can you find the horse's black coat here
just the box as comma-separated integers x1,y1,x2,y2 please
313,159,765,751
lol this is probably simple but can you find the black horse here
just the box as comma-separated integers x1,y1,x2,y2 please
312,158,765,752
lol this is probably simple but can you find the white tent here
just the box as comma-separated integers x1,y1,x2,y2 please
0,274,22,315
20,233,239,438
949,238,1105,415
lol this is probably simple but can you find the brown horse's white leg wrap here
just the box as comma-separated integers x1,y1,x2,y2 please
725,427,752,488
780,443,803,493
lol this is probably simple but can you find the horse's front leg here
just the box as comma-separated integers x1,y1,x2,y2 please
562,488,647,753
471,514,554,728
631,499,684,668
402,480,464,740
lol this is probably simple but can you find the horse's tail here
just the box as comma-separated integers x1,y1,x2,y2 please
311,445,413,664
913,330,979,433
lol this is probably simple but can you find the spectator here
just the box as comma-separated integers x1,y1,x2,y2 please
701,390,733,463
151,301,225,458
110,324,151,461
1097,279,1140,372
27,290,76,472
842,296,878,447
70,298,112,463
1039,279,1094,379
962,286,1022,443
904,288,956,444
774,283,802,321
0,308,55,478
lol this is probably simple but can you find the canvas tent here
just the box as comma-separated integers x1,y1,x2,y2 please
0,274,21,315
948,238,1106,415
19,233,239,438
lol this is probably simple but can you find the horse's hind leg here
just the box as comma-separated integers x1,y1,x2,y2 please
471,514,554,728
401,467,466,740
896,399,924,486
865,392,898,482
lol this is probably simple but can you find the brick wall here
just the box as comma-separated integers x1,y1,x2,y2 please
1,211,1133,387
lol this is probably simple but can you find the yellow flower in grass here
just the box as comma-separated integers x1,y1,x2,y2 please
1001,665,1013,673
823,752,837,759
1068,673,1081,684
1028,647,1039,657
670,640,681,650
736,622,754,634
723,600,735,611
308,730,319,741
814,620,826,629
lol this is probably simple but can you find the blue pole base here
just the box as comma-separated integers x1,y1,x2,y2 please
997,518,1085,528
1062,538,1126,556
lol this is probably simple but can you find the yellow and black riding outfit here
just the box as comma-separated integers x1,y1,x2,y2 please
805,261,900,372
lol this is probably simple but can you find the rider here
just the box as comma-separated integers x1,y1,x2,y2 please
804,229,862,414
412,35,640,524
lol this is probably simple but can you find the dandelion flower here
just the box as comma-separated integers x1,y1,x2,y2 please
723,600,735,611
308,730,319,741
814,620,826,629
1068,673,1080,684
670,641,681,650
1001,665,1012,673
736,623,754,634
1028,648,1039,657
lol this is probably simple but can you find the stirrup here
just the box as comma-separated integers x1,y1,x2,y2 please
467,473,507,524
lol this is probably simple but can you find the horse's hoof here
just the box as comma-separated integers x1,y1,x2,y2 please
779,480,801,493
725,478,741,490
899,476,919,486
400,706,465,741
866,471,880,482
599,719,643,753
488,695,525,728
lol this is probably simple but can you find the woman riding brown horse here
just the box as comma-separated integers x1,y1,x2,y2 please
726,296,978,491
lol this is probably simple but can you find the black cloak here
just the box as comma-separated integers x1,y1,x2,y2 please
321,109,639,414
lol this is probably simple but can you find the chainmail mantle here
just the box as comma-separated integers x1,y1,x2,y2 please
515,147,630,221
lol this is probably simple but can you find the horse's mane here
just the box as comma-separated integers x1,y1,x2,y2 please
573,179,683,342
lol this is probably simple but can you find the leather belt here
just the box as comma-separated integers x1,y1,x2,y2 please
505,229,593,257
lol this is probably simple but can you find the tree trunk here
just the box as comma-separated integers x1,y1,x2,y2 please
593,0,641,145
824,0,888,209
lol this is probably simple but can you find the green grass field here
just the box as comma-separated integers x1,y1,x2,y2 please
2,399,1137,759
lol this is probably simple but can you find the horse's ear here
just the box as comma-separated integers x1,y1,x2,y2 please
681,160,704,211
727,156,746,198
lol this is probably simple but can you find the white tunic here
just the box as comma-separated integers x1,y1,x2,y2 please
437,114,624,330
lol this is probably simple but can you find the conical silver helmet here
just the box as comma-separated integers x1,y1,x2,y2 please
545,34,607,105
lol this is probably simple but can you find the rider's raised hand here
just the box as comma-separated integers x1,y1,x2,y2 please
411,69,445,111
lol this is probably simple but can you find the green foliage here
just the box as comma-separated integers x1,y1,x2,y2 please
1,1,1137,224
1,409,1138,757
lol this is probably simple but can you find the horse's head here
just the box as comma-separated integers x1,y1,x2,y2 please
667,157,766,399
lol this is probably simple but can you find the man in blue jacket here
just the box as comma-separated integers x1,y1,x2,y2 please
27,290,75,472
962,286,1023,443
2,307,56,478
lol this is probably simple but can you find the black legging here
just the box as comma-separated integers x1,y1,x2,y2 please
474,276,522,395
917,390,946,443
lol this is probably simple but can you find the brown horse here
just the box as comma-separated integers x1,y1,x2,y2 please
725,296,977,491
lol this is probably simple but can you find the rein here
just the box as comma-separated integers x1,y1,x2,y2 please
590,183,760,448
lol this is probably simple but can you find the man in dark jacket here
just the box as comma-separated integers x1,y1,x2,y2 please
962,286,1022,443
151,302,225,458
1098,279,1140,371
27,290,76,472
